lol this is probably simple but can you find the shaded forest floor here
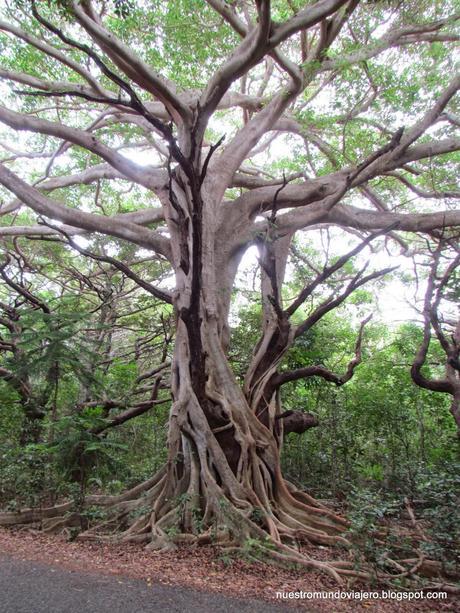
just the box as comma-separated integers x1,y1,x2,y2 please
0,528,457,611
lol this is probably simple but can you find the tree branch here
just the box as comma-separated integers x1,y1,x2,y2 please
39,219,173,305
0,164,171,258
69,1,191,124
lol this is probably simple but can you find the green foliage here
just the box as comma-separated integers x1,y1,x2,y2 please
2,307,103,413
281,320,457,498
347,487,402,574
105,360,138,400
48,411,125,488
414,464,460,571
346,462,460,578
13,0,134,20
0,441,54,508
241,536,276,563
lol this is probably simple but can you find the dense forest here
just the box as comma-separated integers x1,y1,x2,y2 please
0,0,459,592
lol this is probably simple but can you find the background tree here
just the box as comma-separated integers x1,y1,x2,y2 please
411,238,460,433
0,235,173,512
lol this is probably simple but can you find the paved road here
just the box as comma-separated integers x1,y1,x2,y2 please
0,554,303,613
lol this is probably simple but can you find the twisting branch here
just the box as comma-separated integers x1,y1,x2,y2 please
30,2,192,174
212,1,358,190
38,219,173,305
285,224,399,318
245,226,390,418
411,241,460,431
70,0,190,123
0,255,50,313
270,314,372,391
340,313,373,384
199,0,273,122
294,264,397,339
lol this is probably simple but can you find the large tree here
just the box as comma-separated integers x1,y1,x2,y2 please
0,0,459,580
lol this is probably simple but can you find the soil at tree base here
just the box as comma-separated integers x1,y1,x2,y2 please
0,528,456,612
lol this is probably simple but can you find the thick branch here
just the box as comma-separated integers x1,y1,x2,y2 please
0,164,171,257
411,246,458,396
199,0,272,122
70,1,190,123
0,105,162,191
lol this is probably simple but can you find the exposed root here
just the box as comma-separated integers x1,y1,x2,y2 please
42,513,83,534
2,479,458,591
221,544,344,584
4,411,454,586
0,501,74,527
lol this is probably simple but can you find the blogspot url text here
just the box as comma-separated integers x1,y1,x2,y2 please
275,590,448,602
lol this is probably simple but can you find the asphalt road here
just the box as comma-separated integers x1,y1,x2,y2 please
0,554,303,613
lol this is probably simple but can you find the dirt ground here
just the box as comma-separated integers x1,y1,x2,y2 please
0,527,456,611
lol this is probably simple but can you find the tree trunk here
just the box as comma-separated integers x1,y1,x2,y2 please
120,167,348,553
141,313,347,552
1,149,348,580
